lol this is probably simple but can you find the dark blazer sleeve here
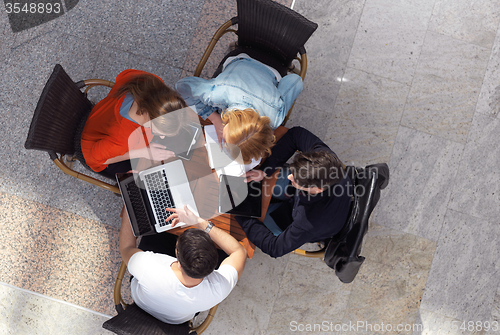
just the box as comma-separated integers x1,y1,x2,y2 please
236,216,315,258
260,126,334,176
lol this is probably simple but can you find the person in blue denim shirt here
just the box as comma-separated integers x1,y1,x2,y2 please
175,54,303,146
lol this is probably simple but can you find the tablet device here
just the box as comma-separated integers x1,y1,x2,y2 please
152,123,201,161
218,174,262,218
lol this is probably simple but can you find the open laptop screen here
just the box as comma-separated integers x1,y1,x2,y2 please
218,174,262,218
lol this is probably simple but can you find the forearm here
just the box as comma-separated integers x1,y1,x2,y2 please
104,147,152,165
207,112,223,128
199,221,246,257
236,217,307,258
105,151,131,165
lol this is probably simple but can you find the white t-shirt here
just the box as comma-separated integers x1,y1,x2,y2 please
128,251,238,324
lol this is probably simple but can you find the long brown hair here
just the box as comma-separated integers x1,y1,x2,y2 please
116,73,187,136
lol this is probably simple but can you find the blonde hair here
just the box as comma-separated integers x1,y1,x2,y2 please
116,73,187,136
222,109,275,164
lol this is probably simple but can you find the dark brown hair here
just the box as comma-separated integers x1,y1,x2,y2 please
290,151,345,189
176,229,218,279
116,73,187,136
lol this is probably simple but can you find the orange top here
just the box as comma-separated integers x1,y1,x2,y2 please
81,69,157,172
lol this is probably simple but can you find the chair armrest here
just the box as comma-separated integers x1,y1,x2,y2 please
114,261,128,313
194,18,237,77
191,305,219,334
298,52,307,81
51,154,120,194
292,248,325,258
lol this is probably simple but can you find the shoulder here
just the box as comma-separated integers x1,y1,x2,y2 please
128,251,176,276
208,264,238,287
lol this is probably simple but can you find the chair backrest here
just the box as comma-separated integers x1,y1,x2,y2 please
106,261,218,335
103,303,190,335
323,165,381,283
236,0,318,67
24,64,93,157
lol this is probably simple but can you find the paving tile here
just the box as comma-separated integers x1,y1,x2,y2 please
0,9,16,59
100,0,203,69
413,308,487,335
89,45,182,102
0,193,126,316
0,283,113,335
292,56,344,117
346,0,435,85
286,103,332,140
287,250,333,273
420,209,500,322
324,67,410,166
428,0,500,49
492,285,500,326
362,223,437,272
0,31,99,110
92,45,182,86
400,30,490,144
203,249,289,335
371,126,463,241
448,113,500,222
293,0,365,112
0,102,123,227
10,14,60,48
476,23,500,119
181,0,238,78
340,225,436,335
54,0,116,43
266,259,351,335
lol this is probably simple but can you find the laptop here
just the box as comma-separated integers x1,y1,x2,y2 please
218,174,262,218
117,159,199,237
151,123,201,161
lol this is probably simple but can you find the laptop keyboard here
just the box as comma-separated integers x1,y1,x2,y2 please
144,170,175,227
126,180,153,235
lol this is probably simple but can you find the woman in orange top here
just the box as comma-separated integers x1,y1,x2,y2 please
80,69,186,178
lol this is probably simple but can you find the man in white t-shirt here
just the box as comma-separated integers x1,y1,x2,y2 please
119,205,247,324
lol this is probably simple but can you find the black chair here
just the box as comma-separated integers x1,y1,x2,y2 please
24,64,120,194
103,262,218,335
194,0,318,125
292,163,389,283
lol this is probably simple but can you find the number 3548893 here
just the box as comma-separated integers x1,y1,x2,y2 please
5,2,61,14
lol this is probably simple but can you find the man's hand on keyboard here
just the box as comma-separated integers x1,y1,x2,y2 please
165,205,204,228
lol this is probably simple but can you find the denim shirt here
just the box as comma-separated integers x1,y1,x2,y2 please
175,57,303,129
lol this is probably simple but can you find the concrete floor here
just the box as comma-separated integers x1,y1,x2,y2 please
1,0,500,334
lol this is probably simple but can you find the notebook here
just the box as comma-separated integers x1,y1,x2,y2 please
218,174,262,218
117,160,199,236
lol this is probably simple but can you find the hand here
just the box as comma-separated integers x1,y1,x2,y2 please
207,112,224,148
244,169,266,183
146,143,175,161
215,123,224,148
165,205,205,228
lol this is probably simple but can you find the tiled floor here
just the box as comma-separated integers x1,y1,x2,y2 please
1,0,499,334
